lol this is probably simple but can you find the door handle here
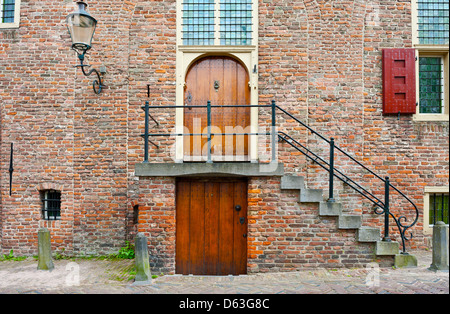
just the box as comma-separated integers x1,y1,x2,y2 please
235,205,241,212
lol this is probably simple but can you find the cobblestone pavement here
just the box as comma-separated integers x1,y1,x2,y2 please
0,250,448,294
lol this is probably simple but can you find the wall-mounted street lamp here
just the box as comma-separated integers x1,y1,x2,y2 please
66,1,105,94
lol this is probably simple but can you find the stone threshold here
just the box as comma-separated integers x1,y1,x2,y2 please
135,162,284,177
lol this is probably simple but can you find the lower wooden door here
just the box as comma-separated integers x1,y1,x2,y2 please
176,178,248,275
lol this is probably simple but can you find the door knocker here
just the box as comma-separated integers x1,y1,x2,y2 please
214,80,220,91
186,91,192,109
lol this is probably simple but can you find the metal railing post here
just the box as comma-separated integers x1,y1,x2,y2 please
271,100,276,163
207,100,212,164
143,101,149,163
328,137,335,202
9,142,14,196
383,176,391,242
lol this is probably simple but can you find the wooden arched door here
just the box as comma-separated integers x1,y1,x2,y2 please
184,56,251,161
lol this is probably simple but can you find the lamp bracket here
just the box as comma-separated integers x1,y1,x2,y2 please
73,49,105,94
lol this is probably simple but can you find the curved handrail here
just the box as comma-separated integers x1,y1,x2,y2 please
276,105,419,253
278,132,385,209
377,183,420,252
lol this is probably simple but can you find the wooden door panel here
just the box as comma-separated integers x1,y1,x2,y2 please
176,179,248,275
222,59,236,157
204,182,220,275
233,181,248,275
189,181,205,275
175,180,191,275
236,65,250,157
217,182,234,275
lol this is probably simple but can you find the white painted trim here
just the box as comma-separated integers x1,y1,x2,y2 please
413,50,449,120
422,187,449,236
175,0,259,162
0,0,21,29
411,0,419,47
411,0,450,121
425,186,450,193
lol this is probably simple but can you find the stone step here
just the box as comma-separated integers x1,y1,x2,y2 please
299,188,323,203
357,227,380,242
338,215,362,229
375,241,400,256
280,176,305,190
280,176,324,203
319,202,342,216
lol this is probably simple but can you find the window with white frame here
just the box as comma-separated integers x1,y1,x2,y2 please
181,0,253,46
423,187,449,235
413,0,449,119
428,192,449,225
0,0,20,28
176,0,259,162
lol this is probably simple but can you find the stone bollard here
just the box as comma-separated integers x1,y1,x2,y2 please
429,221,449,271
37,228,54,271
134,233,151,283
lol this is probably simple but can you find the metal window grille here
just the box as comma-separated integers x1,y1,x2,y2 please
417,0,449,45
1,0,15,23
42,190,61,221
419,57,444,113
220,0,253,45
182,0,215,46
429,193,449,225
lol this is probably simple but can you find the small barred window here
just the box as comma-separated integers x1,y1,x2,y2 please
133,205,139,224
429,193,449,225
41,190,61,221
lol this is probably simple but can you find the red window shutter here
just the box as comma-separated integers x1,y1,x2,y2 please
382,49,416,115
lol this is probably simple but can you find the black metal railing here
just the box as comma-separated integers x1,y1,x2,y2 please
141,100,274,163
141,100,419,253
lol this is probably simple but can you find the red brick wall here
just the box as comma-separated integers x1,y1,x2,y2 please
1,1,77,255
0,0,140,256
247,177,394,272
259,0,448,252
134,177,176,273
1,0,448,272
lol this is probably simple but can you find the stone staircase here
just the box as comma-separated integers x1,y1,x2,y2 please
281,176,406,261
